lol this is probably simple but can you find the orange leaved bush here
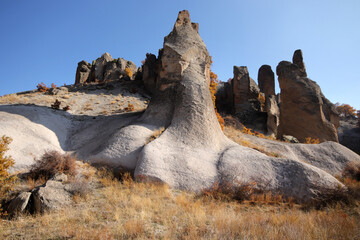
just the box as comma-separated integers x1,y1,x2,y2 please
36,82,49,92
209,71,224,130
0,136,17,198
125,68,133,78
335,103,356,118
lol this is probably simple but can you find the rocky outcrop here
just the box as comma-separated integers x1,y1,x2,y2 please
292,49,307,77
142,53,161,94
75,61,91,84
258,65,279,136
75,53,137,84
81,10,351,201
258,65,275,97
266,95,280,137
231,66,263,126
233,66,259,106
7,174,72,215
3,11,359,202
277,50,339,143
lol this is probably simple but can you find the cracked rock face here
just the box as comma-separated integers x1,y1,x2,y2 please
277,50,339,143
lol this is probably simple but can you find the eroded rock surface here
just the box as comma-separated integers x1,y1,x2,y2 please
277,50,339,143
75,53,137,84
75,61,92,84
2,11,358,202
258,65,275,97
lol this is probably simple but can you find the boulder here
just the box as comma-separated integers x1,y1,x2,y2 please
276,50,339,143
75,60,92,84
258,65,275,97
7,192,31,215
32,180,72,213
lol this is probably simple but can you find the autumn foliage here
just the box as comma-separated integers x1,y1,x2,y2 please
36,82,49,92
125,67,133,78
335,103,357,118
209,71,224,130
0,136,17,201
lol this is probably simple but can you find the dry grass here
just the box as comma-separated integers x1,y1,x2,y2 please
224,125,280,157
1,170,359,239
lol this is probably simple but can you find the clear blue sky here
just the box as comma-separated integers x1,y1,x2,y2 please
1,0,359,109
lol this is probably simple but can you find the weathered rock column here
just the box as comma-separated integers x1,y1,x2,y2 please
258,65,279,137
277,49,339,142
75,61,92,84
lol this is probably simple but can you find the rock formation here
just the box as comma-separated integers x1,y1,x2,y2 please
292,49,307,77
258,65,279,136
79,11,349,200
233,66,259,107
258,65,275,97
277,50,339,143
75,53,137,84
2,11,359,202
75,61,91,84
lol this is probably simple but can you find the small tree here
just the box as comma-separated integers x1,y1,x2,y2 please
335,103,356,118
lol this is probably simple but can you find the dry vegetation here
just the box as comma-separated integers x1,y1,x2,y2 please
1,168,360,239
1,136,360,238
224,124,280,157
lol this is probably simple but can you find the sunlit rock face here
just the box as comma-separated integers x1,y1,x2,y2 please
277,49,339,143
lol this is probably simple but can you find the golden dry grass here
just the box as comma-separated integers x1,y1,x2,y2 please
1,170,359,239
224,125,280,157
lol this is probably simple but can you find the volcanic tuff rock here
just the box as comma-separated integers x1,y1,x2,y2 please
277,50,339,143
258,65,275,97
292,49,307,77
2,11,359,202
75,53,137,84
266,95,280,137
75,61,92,84
258,65,279,136
233,66,260,107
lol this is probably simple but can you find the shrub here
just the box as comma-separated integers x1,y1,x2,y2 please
357,110,360,127
51,83,57,89
305,137,320,144
125,67,133,78
0,136,17,198
342,162,360,181
209,71,224,130
240,124,267,139
0,136,17,216
258,93,265,110
51,99,61,110
28,151,77,181
36,82,49,92
335,103,356,118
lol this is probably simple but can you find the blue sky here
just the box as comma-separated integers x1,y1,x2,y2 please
1,0,359,109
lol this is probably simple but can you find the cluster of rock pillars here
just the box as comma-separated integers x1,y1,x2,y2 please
75,17,339,145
